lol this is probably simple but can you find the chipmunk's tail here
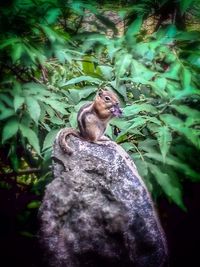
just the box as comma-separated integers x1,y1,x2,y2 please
57,128,80,155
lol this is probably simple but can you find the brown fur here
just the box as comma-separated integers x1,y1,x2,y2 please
58,89,121,154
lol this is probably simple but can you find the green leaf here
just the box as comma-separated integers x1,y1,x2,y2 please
23,44,37,63
27,200,41,209
23,83,50,96
70,1,97,15
175,88,200,100
11,42,23,63
164,62,181,80
0,37,19,49
134,43,149,58
120,142,135,152
116,117,147,139
10,145,19,171
19,124,40,155
145,152,200,181
0,94,13,107
69,111,78,128
171,104,200,119
40,25,67,43
0,108,15,120
156,126,172,163
96,65,113,80
69,87,96,102
50,116,64,125
148,163,186,210
2,117,19,143
147,117,162,125
43,129,60,151
166,79,181,97
82,55,95,74
160,113,200,149
147,122,160,134
151,84,168,98
176,31,200,41
113,84,127,100
116,53,132,78
123,104,157,117
41,98,68,115
45,8,61,24
165,25,177,38
0,100,5,111
54,49,70,63
181,67,191,89
14,95,24,111
38,103,47,122
126,16,143,38
105,124,113,139
127,117,147,130
44,104,55,118
179,0,194,14
185,117,200,128
155,77,167,90
111,117,131,129
151,77,168,98
42,123,51,132
138,139,157,153
61,76,101,87
25,96,41,124
107,43,121,60
135,159,148,177
160,114,183,131
181,127,200,149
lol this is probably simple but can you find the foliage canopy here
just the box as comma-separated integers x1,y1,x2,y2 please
0,0,200,219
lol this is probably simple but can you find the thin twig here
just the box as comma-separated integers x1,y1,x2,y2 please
39,64,48,83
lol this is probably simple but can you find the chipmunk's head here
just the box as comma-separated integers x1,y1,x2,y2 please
94,89,122,119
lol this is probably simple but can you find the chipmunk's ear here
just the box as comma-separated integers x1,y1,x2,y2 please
98,89,104,97
98,87,108,97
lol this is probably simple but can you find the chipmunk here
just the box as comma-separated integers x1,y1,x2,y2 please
58,89,122,154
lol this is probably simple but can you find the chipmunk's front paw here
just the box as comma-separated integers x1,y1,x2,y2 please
98,135,110,141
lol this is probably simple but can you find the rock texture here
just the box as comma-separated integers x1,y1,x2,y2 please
39,133,168,267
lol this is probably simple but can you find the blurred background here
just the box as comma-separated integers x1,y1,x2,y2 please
0,1,200,266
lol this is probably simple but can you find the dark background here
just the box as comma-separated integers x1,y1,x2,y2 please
0,181,200,267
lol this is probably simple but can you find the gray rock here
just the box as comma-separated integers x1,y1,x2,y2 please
39,134,168,267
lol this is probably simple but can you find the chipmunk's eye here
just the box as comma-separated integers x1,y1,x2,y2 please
104,96,111,101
